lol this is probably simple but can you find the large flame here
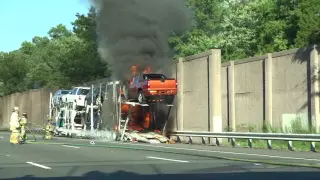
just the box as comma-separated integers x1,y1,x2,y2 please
131,65,152,75
129,65,153,84
117,65,156,132
120,104,151,131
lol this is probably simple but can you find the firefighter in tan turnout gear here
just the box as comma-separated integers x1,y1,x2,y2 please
9,107,20,145
43,118,54,140
19,112,28,143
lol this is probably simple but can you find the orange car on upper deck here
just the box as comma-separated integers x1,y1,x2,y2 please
125,73,177,104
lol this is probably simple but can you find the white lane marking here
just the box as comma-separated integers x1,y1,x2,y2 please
107,141,320,162
62,145,80,149
146,156,189,163
6,155,10,157
26,162,51,169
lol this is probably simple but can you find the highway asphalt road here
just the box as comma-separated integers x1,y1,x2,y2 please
0,132,320,180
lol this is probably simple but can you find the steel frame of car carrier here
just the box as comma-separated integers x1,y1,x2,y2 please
84,81,121,131
49,83,107,137
50,99,86,137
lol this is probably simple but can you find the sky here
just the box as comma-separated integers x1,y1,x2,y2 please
0,0,91,52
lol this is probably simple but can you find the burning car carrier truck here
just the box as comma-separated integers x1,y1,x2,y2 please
50,73,177,143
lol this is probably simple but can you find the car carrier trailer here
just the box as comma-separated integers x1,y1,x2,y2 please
49,80,175,143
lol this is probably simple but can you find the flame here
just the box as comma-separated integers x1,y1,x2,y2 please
143,112,151,128
131,65,137,76
129,65,137,84
131,65,152,76
143,67,152,74
129,65,153,84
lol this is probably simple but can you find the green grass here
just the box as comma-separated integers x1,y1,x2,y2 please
221,139,320,152
222,118,320,152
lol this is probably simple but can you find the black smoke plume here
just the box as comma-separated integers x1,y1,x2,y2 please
91,0,192,80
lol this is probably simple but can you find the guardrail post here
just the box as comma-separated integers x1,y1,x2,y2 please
311,142,316,152
215,138,220,146
201,137,206,145
171,132,320,152
188,136,192,144
287,141,293,151
176,136,181,143
231,138,236,147
248,139,253,148
267,140,272,149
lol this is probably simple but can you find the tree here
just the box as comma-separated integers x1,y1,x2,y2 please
31,36,50,48
72,6,110,79
213,0,264,60
72,7,97,43
48,24,72,40
169,0,273,60
295,0,320,47
169,0,227,59
0,51,28,95
169,0,319,60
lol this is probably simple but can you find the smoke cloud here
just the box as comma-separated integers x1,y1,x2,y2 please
92,0,192,80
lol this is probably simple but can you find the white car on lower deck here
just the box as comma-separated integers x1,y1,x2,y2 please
64,86,90,109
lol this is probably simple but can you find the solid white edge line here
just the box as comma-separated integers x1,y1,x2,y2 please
26,162,51,169
146,156,189,163
107,141,320,162
62,145,80,149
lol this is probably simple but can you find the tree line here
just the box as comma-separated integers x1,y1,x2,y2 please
0,0,319,96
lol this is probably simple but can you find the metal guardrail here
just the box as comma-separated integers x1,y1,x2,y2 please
170,131,320,152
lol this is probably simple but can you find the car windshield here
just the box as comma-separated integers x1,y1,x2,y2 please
61,90,70,94
71,88,78,94
77,89,90,95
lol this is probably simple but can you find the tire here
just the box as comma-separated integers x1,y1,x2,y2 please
137,90,146,104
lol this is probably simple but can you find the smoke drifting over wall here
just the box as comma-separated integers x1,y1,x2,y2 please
92,0,192,80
